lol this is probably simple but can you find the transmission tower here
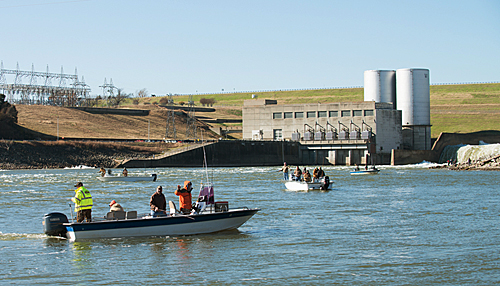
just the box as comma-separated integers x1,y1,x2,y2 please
185,94,197,139
165,94,176,139
0,61,88,105
99,78,117,106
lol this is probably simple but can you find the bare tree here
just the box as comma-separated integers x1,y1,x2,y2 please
136,88,148,98
113,89,130,106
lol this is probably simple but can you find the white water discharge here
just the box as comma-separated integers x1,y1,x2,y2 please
439,142,500,163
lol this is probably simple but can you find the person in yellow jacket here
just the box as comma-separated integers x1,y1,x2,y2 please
72,182,93,222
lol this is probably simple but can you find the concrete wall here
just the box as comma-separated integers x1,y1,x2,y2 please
72,107,150,116
402,125,432,150
391,149,439,165
374,109,402,152
121,140,392,168
122,141,303,168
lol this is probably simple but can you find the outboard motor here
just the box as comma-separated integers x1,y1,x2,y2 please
321,176,330,190
43,212,69,237
152,173,157,182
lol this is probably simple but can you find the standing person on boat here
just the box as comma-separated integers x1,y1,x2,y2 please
293,166,302,181
318,167,325,178
72,182,93,223
109,200,124,212
175,181,193,214
280,162,289,180
99,167,106,177
150,186,166,217
122,168,128,177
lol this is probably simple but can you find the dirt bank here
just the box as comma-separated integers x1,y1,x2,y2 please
0,140,172,170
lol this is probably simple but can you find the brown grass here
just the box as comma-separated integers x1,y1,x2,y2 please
16,104,220,140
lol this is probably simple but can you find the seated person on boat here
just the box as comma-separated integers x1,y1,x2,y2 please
293,166,302,181
303,170,312,182
150,186,166,217
109,200,124,212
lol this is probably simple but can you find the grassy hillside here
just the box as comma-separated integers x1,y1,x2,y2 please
429,83,500,137
12,83,500,139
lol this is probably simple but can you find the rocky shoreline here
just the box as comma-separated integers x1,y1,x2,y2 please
429,154,500,171
0,141,158,170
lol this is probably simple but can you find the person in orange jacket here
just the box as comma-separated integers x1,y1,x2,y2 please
175,181,193,214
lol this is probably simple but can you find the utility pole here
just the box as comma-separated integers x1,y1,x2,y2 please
165,94,176,139
185,94,196,139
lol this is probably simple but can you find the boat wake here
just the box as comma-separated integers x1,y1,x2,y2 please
0,232,47,241
64,165,95,169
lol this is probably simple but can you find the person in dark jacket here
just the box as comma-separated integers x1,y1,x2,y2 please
150,186,166,217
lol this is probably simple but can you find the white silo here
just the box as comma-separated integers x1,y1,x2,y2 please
364,70,396,108
396,68,431,150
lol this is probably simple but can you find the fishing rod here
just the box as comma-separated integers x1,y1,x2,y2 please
68,203,74,223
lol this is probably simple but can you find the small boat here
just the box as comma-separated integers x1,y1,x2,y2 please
97,173,157,182
350,167,380,175
284,176,331,191
43,185,259,241
44,144,259,241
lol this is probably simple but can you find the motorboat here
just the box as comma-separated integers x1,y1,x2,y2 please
43,185,259,241
350,167,380,175
284,176,331,191
97,173,157,182
44,144,259,241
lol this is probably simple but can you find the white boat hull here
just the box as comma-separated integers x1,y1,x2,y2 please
350,169,380,175
284,180,330,191
97,174,157,182
64,208,258,241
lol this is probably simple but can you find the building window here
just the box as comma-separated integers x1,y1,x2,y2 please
273,112,282,119
364,110,374,116
284,112,293,119
295,112,304,118
353,110,362,116
307,111,316,118
329,111,338,117
318,111,327,118
341,110,351,117
273,129,283,140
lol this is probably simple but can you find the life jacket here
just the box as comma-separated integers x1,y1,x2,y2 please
73,186,93,212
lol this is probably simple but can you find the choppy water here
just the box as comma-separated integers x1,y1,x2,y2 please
1,164,499,285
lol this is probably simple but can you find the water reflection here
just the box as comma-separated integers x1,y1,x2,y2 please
173,238,191,261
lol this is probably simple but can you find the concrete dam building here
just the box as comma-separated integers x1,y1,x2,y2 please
242,68,431,165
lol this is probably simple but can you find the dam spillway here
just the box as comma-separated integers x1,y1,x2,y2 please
439,142,500,163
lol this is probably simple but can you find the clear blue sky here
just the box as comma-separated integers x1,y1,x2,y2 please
1,0,499,96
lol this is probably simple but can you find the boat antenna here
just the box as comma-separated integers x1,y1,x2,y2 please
201,129,210,184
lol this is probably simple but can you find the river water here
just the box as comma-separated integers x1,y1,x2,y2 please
1,164,499,285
